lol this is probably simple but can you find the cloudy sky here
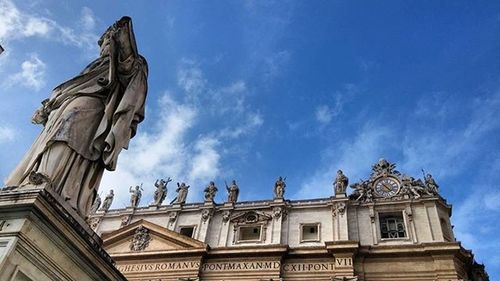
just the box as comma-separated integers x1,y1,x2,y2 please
1,0,500,278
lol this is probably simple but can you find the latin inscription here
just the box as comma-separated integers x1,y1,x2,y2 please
117,261,200,273
335,257,353,267
117,260,348,273
202,261,280,271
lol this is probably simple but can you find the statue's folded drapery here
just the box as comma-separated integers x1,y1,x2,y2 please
5,17,148,217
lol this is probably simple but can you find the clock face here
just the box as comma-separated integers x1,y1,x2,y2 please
374,177,400,197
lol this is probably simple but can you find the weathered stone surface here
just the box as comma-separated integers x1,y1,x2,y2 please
4,16,148,218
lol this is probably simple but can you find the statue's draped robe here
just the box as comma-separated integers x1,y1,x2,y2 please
5,53,148,217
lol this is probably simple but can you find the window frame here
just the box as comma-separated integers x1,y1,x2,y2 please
178,225,197,238
235,224,264,243
377,211,408,241
299,223,321,243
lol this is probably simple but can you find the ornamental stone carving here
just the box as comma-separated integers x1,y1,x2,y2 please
168,211,178,224
332,202,346,217
130,226,151,251
222,210,231,223
349,159,440,203
201,209,214,222
88,217,101,231
273,206,285,219
121,214,132,227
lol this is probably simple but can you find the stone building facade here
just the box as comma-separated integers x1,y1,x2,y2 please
90,160,489,281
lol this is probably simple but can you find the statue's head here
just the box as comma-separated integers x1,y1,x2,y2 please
232,180,236,184
110,189,114,194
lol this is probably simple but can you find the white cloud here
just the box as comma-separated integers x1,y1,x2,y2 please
80,7,96,31
0,125,15,143
177,60,207,99
264,50,290,79
218,112,264,139
0,1,98,51
315,105,333,124
4,54,46,90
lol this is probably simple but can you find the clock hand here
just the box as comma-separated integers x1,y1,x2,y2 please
381,182,392,192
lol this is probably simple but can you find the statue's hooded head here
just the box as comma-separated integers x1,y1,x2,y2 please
97,16,139,58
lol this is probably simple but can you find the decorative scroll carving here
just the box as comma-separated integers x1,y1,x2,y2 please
130,226,151,251
230,211,272,226
331,277,358,281
168,211,178,224
222,210,231,223
88,217,101,231
272,206,287,219
332,202,346,217
201,209,214,222
121,214,132,227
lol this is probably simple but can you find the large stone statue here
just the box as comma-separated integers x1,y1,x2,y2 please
153,177,171,206
4,16,148,218
226,180,239,203
175,182,190,204
204,181,218,203
129,184,142,208
100,189,114,212
334,170,349,195
274,176,286,199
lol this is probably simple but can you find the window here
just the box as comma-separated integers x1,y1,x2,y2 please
238,226,262,241
179,226,195,238
300,223,320,242
379,213,406,239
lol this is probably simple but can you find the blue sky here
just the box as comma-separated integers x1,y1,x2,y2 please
1,0,500,278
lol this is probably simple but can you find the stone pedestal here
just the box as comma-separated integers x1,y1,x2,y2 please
0,186,126,281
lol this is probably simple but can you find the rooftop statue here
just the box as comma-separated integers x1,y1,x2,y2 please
175,182,190,204
100,189,114,212
274,176,286,199
129,184,143,208
334,170,349,195
204,181,218,203
153,177,171,206
226,180,239,203
90,194,101,214
4,16,148,218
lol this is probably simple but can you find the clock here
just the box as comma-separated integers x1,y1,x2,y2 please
374,177,400,197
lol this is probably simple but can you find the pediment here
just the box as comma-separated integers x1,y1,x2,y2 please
102,219,207,255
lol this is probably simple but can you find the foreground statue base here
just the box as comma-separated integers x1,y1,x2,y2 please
0,185,126,281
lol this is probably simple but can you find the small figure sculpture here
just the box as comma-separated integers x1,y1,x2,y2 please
4,17,148,218
175,182,190,204
350,180,373,202
424,173,439,194
274,176,286,199
226,180,239,203
334,170,349,195
371,158,400,178
90,194,101,214
153,177,171,206
204,181,218,202
100,189,114,211
129,184,142,208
